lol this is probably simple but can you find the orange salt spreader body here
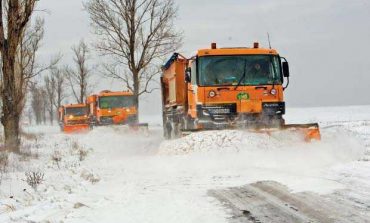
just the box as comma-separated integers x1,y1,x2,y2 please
160,42,321,141
86,90,140,126
58,104,90,133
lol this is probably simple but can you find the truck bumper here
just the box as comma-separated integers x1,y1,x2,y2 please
98,115,138,125
63,124,89,133
195,102,285,129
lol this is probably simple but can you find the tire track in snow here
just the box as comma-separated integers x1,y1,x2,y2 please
210,181,370,223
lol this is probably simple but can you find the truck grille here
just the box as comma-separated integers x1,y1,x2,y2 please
197,104,237,118
67,120,87,125
262,102,285,115
100,116,114,125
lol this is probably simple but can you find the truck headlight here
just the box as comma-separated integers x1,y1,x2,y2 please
270,89,277,95
208,90,216,98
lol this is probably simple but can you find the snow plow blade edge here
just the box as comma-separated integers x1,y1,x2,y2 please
63,124,90,133
180,123,321,142
281,123,321,142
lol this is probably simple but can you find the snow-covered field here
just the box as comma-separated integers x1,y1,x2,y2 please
1,106,370,222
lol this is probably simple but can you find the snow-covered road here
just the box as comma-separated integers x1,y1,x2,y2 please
1,106,370,222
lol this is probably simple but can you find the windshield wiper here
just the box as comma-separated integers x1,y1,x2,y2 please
234,60,248,90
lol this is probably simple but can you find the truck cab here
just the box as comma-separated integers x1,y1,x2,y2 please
186,43,290,128
87,90,138,126
58,104,89,133
161,42,292,138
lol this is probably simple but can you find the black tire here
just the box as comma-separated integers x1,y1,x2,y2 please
182,116,195,131
171,122,181,139
266,115,285,128
164,121,172,139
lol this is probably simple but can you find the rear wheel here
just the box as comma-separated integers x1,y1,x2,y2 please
163,114,189,139
164,121,172,139
171,122,181,139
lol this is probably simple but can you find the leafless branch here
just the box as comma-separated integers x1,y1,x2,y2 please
0,0,41,152
65,40,93,104
85,0,182,113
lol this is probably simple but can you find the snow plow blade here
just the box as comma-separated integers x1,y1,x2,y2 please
181,123,321,142
280,123,321,142
63,124,90,133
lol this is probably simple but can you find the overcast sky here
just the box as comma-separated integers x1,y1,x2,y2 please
36,0,370,115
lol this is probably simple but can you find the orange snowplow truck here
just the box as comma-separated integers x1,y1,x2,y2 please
58,104,89,133
86,90,139,126
161,42,321,141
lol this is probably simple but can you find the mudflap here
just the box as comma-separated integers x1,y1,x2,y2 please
63,124,90,133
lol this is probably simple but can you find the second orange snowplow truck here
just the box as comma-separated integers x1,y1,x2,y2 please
58,104,89,133
87,90,138,126
161,42,321,141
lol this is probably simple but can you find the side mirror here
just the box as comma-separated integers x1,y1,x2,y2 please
185,67,191,82
282,61,290,77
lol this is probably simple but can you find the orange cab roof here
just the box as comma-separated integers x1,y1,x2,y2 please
98,90,134,97
197,47,278,57
63,103,87,108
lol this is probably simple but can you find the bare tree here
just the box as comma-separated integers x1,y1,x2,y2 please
43,67,66,124
0,1,39,152
15,18,43,128
41,89,47,124
52,68,67,110
44,75,56,124
30,82,49,126
65,40,92,104
85,0,182,120
26,107,32,125
30,83,43,125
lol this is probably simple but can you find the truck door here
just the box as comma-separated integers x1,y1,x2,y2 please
187,61,198,118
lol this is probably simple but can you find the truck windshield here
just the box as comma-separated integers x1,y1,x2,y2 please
198,55,282,86
99,96,135,109
65,107,88,116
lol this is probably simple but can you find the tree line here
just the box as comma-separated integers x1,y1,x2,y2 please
0,0,182,153
28,40,93,125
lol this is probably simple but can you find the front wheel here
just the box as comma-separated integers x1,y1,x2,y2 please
263,115,285,128
181,116,195,131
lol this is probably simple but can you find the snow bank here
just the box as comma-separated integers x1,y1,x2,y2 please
159,128,364,160
158,128,366,193
1,119,368,222
77,126,163,157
